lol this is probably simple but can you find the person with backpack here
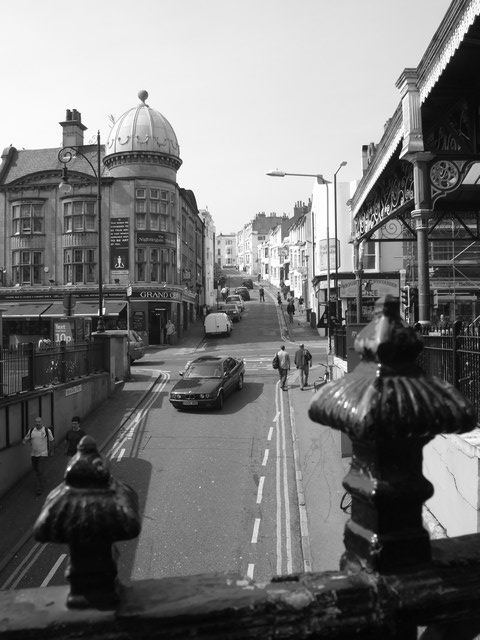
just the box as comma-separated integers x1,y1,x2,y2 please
294,343,312,390
23,416,54,495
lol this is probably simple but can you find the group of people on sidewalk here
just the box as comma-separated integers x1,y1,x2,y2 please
22,415,86,496
273,343,312,390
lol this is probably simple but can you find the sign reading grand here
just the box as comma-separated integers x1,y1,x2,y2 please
110,217,129,270
136,231,176,246
139,290,181,300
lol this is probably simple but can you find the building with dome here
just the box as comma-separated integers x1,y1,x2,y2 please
0,92,206,347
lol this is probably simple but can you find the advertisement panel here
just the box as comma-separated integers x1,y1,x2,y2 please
110,217,129,271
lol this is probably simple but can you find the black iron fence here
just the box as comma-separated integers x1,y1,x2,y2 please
333,326,347,360
0,341,106,397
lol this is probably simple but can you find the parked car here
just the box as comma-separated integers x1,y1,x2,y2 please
223,303,242,322
225,294,245,312
204,312,232,337
234,287,251,301
169,355,245,410
242,278,254,289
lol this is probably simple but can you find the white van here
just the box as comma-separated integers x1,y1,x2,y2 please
204,312,232,337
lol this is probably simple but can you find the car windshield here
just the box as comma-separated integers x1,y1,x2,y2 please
184,363,223,378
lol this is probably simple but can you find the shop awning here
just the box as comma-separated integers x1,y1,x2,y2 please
74,300,126,317
40,302,65,317
1,302,53,318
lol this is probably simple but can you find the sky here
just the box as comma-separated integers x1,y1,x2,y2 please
1,0,452,235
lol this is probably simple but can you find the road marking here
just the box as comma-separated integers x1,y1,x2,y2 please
247,563,255,580
251,518,261,543
3,543,44,590
40,553,67,587
279,389,293,574
273,411,280,422
256,476,265,504
262,449,269,466
117,448,126,462
267,427,273,441
275,384,282,574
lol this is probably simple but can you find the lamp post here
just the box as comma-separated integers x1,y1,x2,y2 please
266,170,332,352
333,161,347,322
58,131,105,332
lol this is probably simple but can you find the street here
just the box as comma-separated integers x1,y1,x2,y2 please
0,276,349,590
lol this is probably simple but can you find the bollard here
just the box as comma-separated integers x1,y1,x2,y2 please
33,435,141,609
309,295,476,575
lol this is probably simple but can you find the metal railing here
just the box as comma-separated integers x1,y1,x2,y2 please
0,341,105,397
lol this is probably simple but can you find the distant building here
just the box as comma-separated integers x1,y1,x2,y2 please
237,212,289,275
215,233,237,268
0,91,205,347
199,208,216,310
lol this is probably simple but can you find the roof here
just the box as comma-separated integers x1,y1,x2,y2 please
352,0,480,217
0,144,111,186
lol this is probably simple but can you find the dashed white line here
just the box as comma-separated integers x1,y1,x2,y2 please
262,449,269,466
247,563,255,580
267,427,273,441
40,554,67,587
251,518,261,543
256,476,265,504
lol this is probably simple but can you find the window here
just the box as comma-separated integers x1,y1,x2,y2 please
12,203,44,235
135,188,172,231
64,248,96,284
63,201,96,233
12,250,43,284
362,240,376,270
136,247,173,282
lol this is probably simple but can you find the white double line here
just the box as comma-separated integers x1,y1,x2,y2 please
275,383,293,575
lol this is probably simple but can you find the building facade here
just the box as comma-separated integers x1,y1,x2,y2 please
0,91,204,347
198,208,216,311
215,233,237,268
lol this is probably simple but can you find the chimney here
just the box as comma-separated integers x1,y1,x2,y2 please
59,108,87,147
362,145,369,175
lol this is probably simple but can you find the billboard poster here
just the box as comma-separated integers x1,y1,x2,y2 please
110,218,129,271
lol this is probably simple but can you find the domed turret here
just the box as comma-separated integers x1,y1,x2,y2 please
103,91,182,180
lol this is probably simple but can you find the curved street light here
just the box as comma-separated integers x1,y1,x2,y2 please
266,170,332,352
58,131,105,332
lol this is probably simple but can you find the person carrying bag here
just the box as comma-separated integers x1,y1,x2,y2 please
23,417,55,495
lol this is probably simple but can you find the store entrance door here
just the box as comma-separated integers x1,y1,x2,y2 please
149,307,167,344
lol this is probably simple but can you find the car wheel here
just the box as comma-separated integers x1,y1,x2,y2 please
237,374,244,391
215,391,224,410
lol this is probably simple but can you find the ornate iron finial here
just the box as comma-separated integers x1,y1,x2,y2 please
33,436,141,609
138,89,149,104
309,296,476,574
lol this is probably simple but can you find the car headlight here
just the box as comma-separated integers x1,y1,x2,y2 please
170,393,181,399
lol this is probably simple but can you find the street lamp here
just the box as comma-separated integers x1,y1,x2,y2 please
58,131,105,332
333,161,347,321
266,170,332,352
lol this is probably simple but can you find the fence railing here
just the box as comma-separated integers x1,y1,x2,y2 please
333,326,347,360
0,341,106,397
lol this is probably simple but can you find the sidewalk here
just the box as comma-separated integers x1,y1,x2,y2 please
0,319,206,575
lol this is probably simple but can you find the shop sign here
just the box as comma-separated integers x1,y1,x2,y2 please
66,385,82,397
139,290,181,300
110,217,129,270
318,239,338,271
54,320,74,344
339,278,399,299
136,231,176,246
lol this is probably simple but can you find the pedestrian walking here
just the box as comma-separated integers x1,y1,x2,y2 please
287,300,295,323
259,286,265,302
166,319,177,345
294,343,312,389
298,296,305,314
65,415,86,458
277,292,282,306
23,416,54,495
276,345,290,390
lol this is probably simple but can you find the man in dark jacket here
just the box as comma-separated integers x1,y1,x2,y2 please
294,344,312,389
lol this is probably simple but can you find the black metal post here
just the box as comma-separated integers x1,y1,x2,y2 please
96,131,105,332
